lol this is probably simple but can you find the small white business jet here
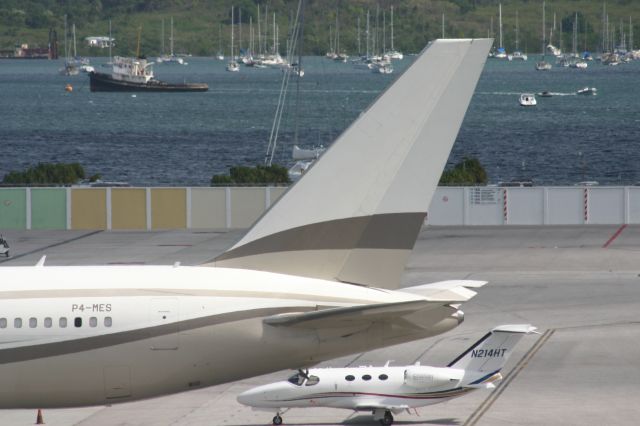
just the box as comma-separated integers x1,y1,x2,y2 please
0,39,492,408
238,324,537,425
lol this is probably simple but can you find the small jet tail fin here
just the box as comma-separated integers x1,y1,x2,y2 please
447,325,536,378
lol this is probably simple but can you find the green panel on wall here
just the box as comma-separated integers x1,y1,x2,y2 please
31,189,67,230
0,189,26,229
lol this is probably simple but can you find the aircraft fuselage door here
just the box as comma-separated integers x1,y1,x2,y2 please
149,298,179,350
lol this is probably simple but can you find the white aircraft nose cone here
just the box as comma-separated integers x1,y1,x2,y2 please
237,388,260,406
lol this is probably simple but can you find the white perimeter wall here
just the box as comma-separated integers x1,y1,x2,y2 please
427,186,639,226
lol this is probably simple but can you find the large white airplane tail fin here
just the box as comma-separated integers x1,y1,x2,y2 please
448,324,537,387
213,39,493,289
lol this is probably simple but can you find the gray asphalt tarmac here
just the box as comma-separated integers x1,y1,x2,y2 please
0,225,637,425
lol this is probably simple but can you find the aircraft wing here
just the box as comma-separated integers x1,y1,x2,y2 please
263,280,485,329
355,403,410,414
400,280,488,302
263,300,440,328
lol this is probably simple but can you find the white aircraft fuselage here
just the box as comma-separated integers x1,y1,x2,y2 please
238,365,480,410
0,265,463,408
238,324,536,426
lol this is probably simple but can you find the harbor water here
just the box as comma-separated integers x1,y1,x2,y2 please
0,55,639,186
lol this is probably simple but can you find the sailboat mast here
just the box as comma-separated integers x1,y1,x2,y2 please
230,6,234,59
161,18,165,55
382,10,386,54
257,5,261,56
630,16,634,51
573,13,577,55
63,14,67,60
499,3,503,49
391,6,394,51
366,10,370,57
516,10,519,51
108,19,112,61
357,16,361,56
170,16,174,56
542,1,546,55
442,13,445,39
72,23,77,58
273,12,276,55
335,10,339,55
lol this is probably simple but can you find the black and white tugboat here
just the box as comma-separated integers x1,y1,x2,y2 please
88,56,207,92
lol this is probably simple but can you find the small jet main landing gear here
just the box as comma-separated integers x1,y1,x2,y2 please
380,410,394,426
272,414,283,425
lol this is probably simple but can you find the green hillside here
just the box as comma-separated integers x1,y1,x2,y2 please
1,1,639,57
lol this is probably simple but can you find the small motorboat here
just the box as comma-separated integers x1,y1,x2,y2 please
519,93,537,106
537,91,553,97
577,87,597,96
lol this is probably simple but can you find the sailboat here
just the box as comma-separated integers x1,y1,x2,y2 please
386,6,403,60
535,1,552,70
157,17,187,65
510,11,528,60
226,6,240,72
494,3,508,59
569,13,588,68
59,16,80,76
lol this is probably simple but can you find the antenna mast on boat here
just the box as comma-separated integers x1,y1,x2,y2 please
136,25,142,58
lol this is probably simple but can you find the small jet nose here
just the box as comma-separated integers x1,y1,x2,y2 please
237,388,262,406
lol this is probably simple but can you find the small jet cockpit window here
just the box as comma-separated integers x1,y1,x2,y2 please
362,374,372,381
305,375,320,386
287,373,305,386
379,374,389,381
345,375,355,381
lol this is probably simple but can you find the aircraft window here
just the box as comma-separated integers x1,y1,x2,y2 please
345,375,355,381
44,317,52,328
29,318,37,328
14,318,22,328
0,318,6,328
89,317,97,327
74,317,82,328
287,373,305,386
305,375,320,386
379,374,389,381
362,374,372,381
104,317,113,327
59,317,67,328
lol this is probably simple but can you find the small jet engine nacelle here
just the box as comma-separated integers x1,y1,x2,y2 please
403,367,454,389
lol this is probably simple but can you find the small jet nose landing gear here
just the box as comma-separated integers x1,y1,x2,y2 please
272,413,283,425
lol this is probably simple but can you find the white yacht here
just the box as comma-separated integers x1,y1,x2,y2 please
576,87,597,96
519,93,537,106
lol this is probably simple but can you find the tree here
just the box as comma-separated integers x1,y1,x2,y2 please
439,157,487,186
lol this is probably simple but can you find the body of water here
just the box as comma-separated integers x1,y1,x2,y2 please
0,54,638,186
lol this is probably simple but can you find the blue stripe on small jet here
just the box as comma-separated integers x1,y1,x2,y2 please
469,369,501,385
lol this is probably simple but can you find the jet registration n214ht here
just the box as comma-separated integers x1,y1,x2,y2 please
238,325,537,425
0,39,492,409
